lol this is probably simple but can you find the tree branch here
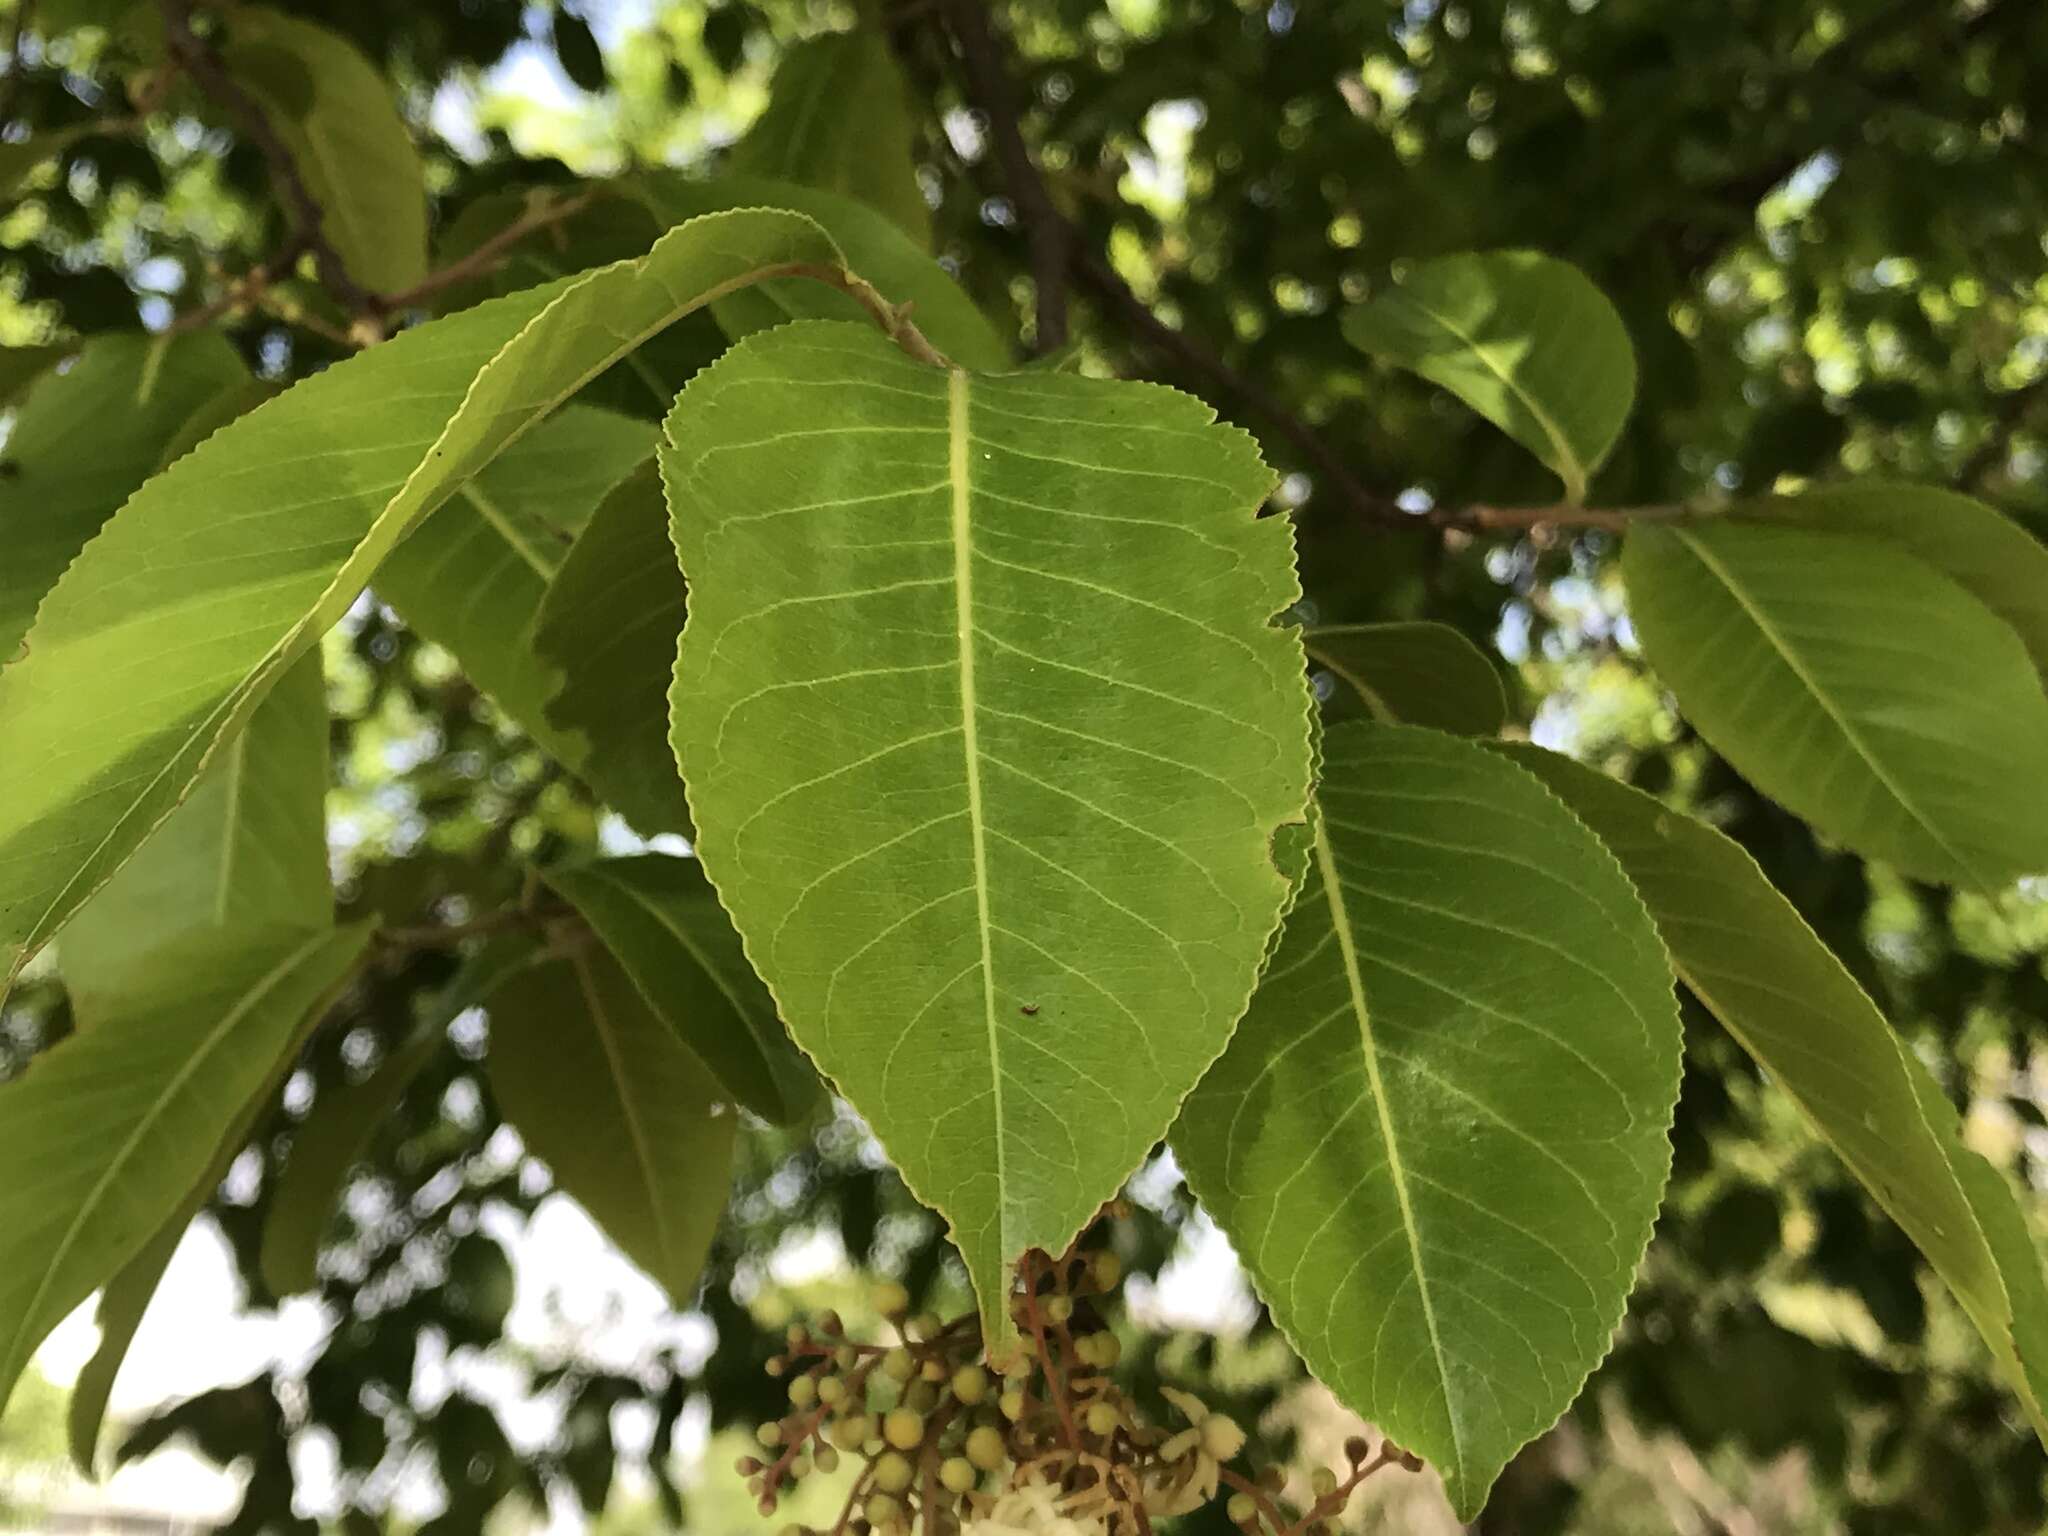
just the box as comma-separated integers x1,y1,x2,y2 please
158,0,382,323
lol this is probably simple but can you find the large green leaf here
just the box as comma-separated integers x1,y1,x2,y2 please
636,174,1009,370
61,656,330,1018
259,939,536,1298
486,941,735,1304
544,857,816,1124
666,321,1314,1342
732,29,928,244
1500,744,2048,1446
0,207,848,989
1303,621,1507,734
221,7,429,293
1341,251,1634,503
0,330,247,663
1622,521,2048,888
0,924,369,1415
1750,481,2048,680
1174,724,1680,1519
533,462,692,834
375,404,657,754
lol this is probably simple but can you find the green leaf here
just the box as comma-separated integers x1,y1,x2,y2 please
374,404,657,755
1341,251,1635,503
0,123,104,199
533,462,693,834
636,174,1009,371
1622,521,2048,888
0,206,848,989
259,939,536,1299
1748,481,2048,681
0,330,247,663
666,321,1313,1342
1174,723,1681,1519
61,656,331,1019
0,924,370,1416
0,343,66,409
1303,621,1507,734
1498,743,2048,1447
544,856,818,1124
552,10,608,93
486,941,736,1304
733,28,928,244
221,7,430,294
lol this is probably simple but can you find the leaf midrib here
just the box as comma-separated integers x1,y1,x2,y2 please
948,369,1008,1257
1669,528,1983,886
1309,811,1464,1484
568,947,677,1284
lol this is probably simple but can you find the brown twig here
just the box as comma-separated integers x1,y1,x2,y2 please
159,0,382,322
379,188,602,313
376,906,573,950
940,0,1068,352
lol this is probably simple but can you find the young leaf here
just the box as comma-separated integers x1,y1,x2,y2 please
533,462,693,834
374,404,657,756
543,856,818,1125
1173,724,1680,1519
636,174,1009,370
666,321,1314,1343
258,939,536,1299
1749,481,2048,680
0,924,370,1417
60,655,331,1018
0,207,847,989
1341,251,1635,503
486,942,736,1305
1303,620,1507,734
1498,744,2048,1446
0,330,247,662
733,28,928,244
220,7,430,293
1622,522,2048,888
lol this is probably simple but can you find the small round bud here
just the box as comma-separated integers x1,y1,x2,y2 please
872,1451,914,1494
907,1311,941,1341
950,1364,989,1405
1311,1467,1338,1498
872,1279,911,1316
863,1493,900,1529
765,1356,786,1378
881,1347,915,1383
735,1456,764,1475
998,1388,1026,1421
817,1310,843,1336
1090,1251,1123,1291
1084,1401,1120,1437
817,1375,846,1407
835,1345,860,1373
964,1424,1007,1472
1227,1493,1257,1525
940,1456,978,1494
882,1407,924,1451
989,1344,1031,1378
829,1414,872,1450
904,1381,939,1414
1344,1436,1371,1465
1258,1465,1285,1493
920,1358,947,1383
1043,1296,1074,1324
756,1422,784,1448
1201,1414,1246,1461
813,1444,840,1473
779,1525,806,1536
787,1323,807,1350
1399,1449,1424,1472
788,1375,817,1408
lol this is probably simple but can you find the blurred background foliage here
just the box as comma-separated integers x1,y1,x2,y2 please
2,0,2047,1531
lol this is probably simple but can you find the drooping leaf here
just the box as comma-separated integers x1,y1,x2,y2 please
61,656,331,1018
0,330,247,662
636,174,1009,370
1749,481,2048,680
533,462,693,834
0,207,848,988
1341,250,1635,503
221,6,430,293
374,404,657,755
732,28,927,244
1499,743,2048,1447
544,856,817,1124
551,10,608,93
485,941,736,1304
1174,723,1681,1519
259,939,537,1299
0,924,370,1416
666,321,1314,1342
0,344,66,409
1303,621,1507,734
1622,521,2048,888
